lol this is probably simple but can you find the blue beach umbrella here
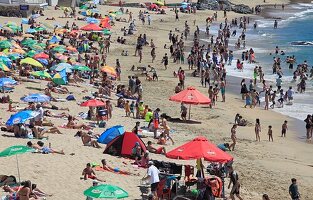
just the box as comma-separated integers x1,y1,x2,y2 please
37,58,48,65
86,17,99,24
26,28,37,33
31,14,41,19
6,110,39,126
49,35,60,43
0,77,17,87
55,63,72,73
20,93,51,103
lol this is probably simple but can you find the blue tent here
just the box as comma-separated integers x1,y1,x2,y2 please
97,125,124,144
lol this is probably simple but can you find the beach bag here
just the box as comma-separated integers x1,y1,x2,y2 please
66,95,75,101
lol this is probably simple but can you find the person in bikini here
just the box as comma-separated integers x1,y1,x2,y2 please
147,141,166,154
75,131,101,148
66,115,91,130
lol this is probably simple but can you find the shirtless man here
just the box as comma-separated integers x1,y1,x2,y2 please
76,131,101,148
82,163,104,182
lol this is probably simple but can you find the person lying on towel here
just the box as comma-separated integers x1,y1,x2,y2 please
94,159,134,175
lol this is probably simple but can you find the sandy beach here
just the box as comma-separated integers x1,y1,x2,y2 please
0,0,312,200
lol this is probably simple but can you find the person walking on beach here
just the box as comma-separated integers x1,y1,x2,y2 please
289,178,300,200
268,125,273,142
229,125,238,151
274,20,278,29
304,115,312,142
227,166,243,200
281,120,288,137
142,161,160,200
255,118,261,142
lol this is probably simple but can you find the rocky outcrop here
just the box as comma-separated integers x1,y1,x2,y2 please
231,4,253,14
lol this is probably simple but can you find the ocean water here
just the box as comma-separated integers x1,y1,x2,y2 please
200,3,313,120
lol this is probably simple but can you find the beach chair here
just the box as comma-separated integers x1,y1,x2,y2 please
156,178,171,200
184,165,197,188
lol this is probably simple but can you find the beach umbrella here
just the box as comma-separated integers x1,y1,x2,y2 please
21,39,37,46
33,52,49,59
155,0,164,6
2,27,14,33
53,72,67,85
0,62,10,71
83,184,128,199
166,136,233,163
35,26,46,31
0,77,17,87
81,99,105,107
80,23,103,31
0,40,12,49
0,145,34,183
20,57,43,68
31,71,51,79
22,34,35,38
6,22,17,27
66,46,78,53
55,63,72,73
49,35,61,43
101,66,116,77
8,53,23,60
103,29,112,35
52,46,66,53
26,28,37,33
72,65,91,71
169,86,211,119
6,110,39,126
55,54,68,61
25,50,37,57
36,58,48,66
86,17,99,24
29,44,44,51
21,93,51,103
13,48,26,54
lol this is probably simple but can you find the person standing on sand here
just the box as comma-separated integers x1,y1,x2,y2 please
289,178,300,200
268,125,273,142
281,120,288,137
142,161,160,200
229,125,238,151
255,118,261,142
162,53,169,70
227,166,243,200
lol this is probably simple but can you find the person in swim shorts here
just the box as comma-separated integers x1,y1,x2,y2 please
147,141,166,154
82,163,104,182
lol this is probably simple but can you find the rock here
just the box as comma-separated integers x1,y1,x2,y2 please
231,4,253,14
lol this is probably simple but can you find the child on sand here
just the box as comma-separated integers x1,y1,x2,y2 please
130,101,135,118
82,163,104,182
125,100,130,117
281,120,288,137
268,126,273,142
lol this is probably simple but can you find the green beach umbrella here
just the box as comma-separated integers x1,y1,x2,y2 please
0,40,12,49
83,184,129,199
52,46,66,53
35,26,46,31
25,50,37,58
31,71,52,79
0,145,34,182
103,29,112,35
72,65,91,71
21,38,37,45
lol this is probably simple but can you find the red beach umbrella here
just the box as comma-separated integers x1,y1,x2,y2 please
166,136,233,163
100,19,112,29
80,99,105,107
169,87,211,119
80,24,103,32
33,52,49,59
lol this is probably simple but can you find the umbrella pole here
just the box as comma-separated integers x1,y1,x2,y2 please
188,104,191,120
200,159,205,178
16,155,21,183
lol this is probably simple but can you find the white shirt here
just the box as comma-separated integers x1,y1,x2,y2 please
147,165,160,184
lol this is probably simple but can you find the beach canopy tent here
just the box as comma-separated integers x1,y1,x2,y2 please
103,132,146,157
169,86,211,119
80,23,103,31
98,125,125,144
166,136,233,163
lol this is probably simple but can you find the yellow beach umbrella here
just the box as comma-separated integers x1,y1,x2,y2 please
20,57,43,68
0,62,10,71
101,66,117,77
